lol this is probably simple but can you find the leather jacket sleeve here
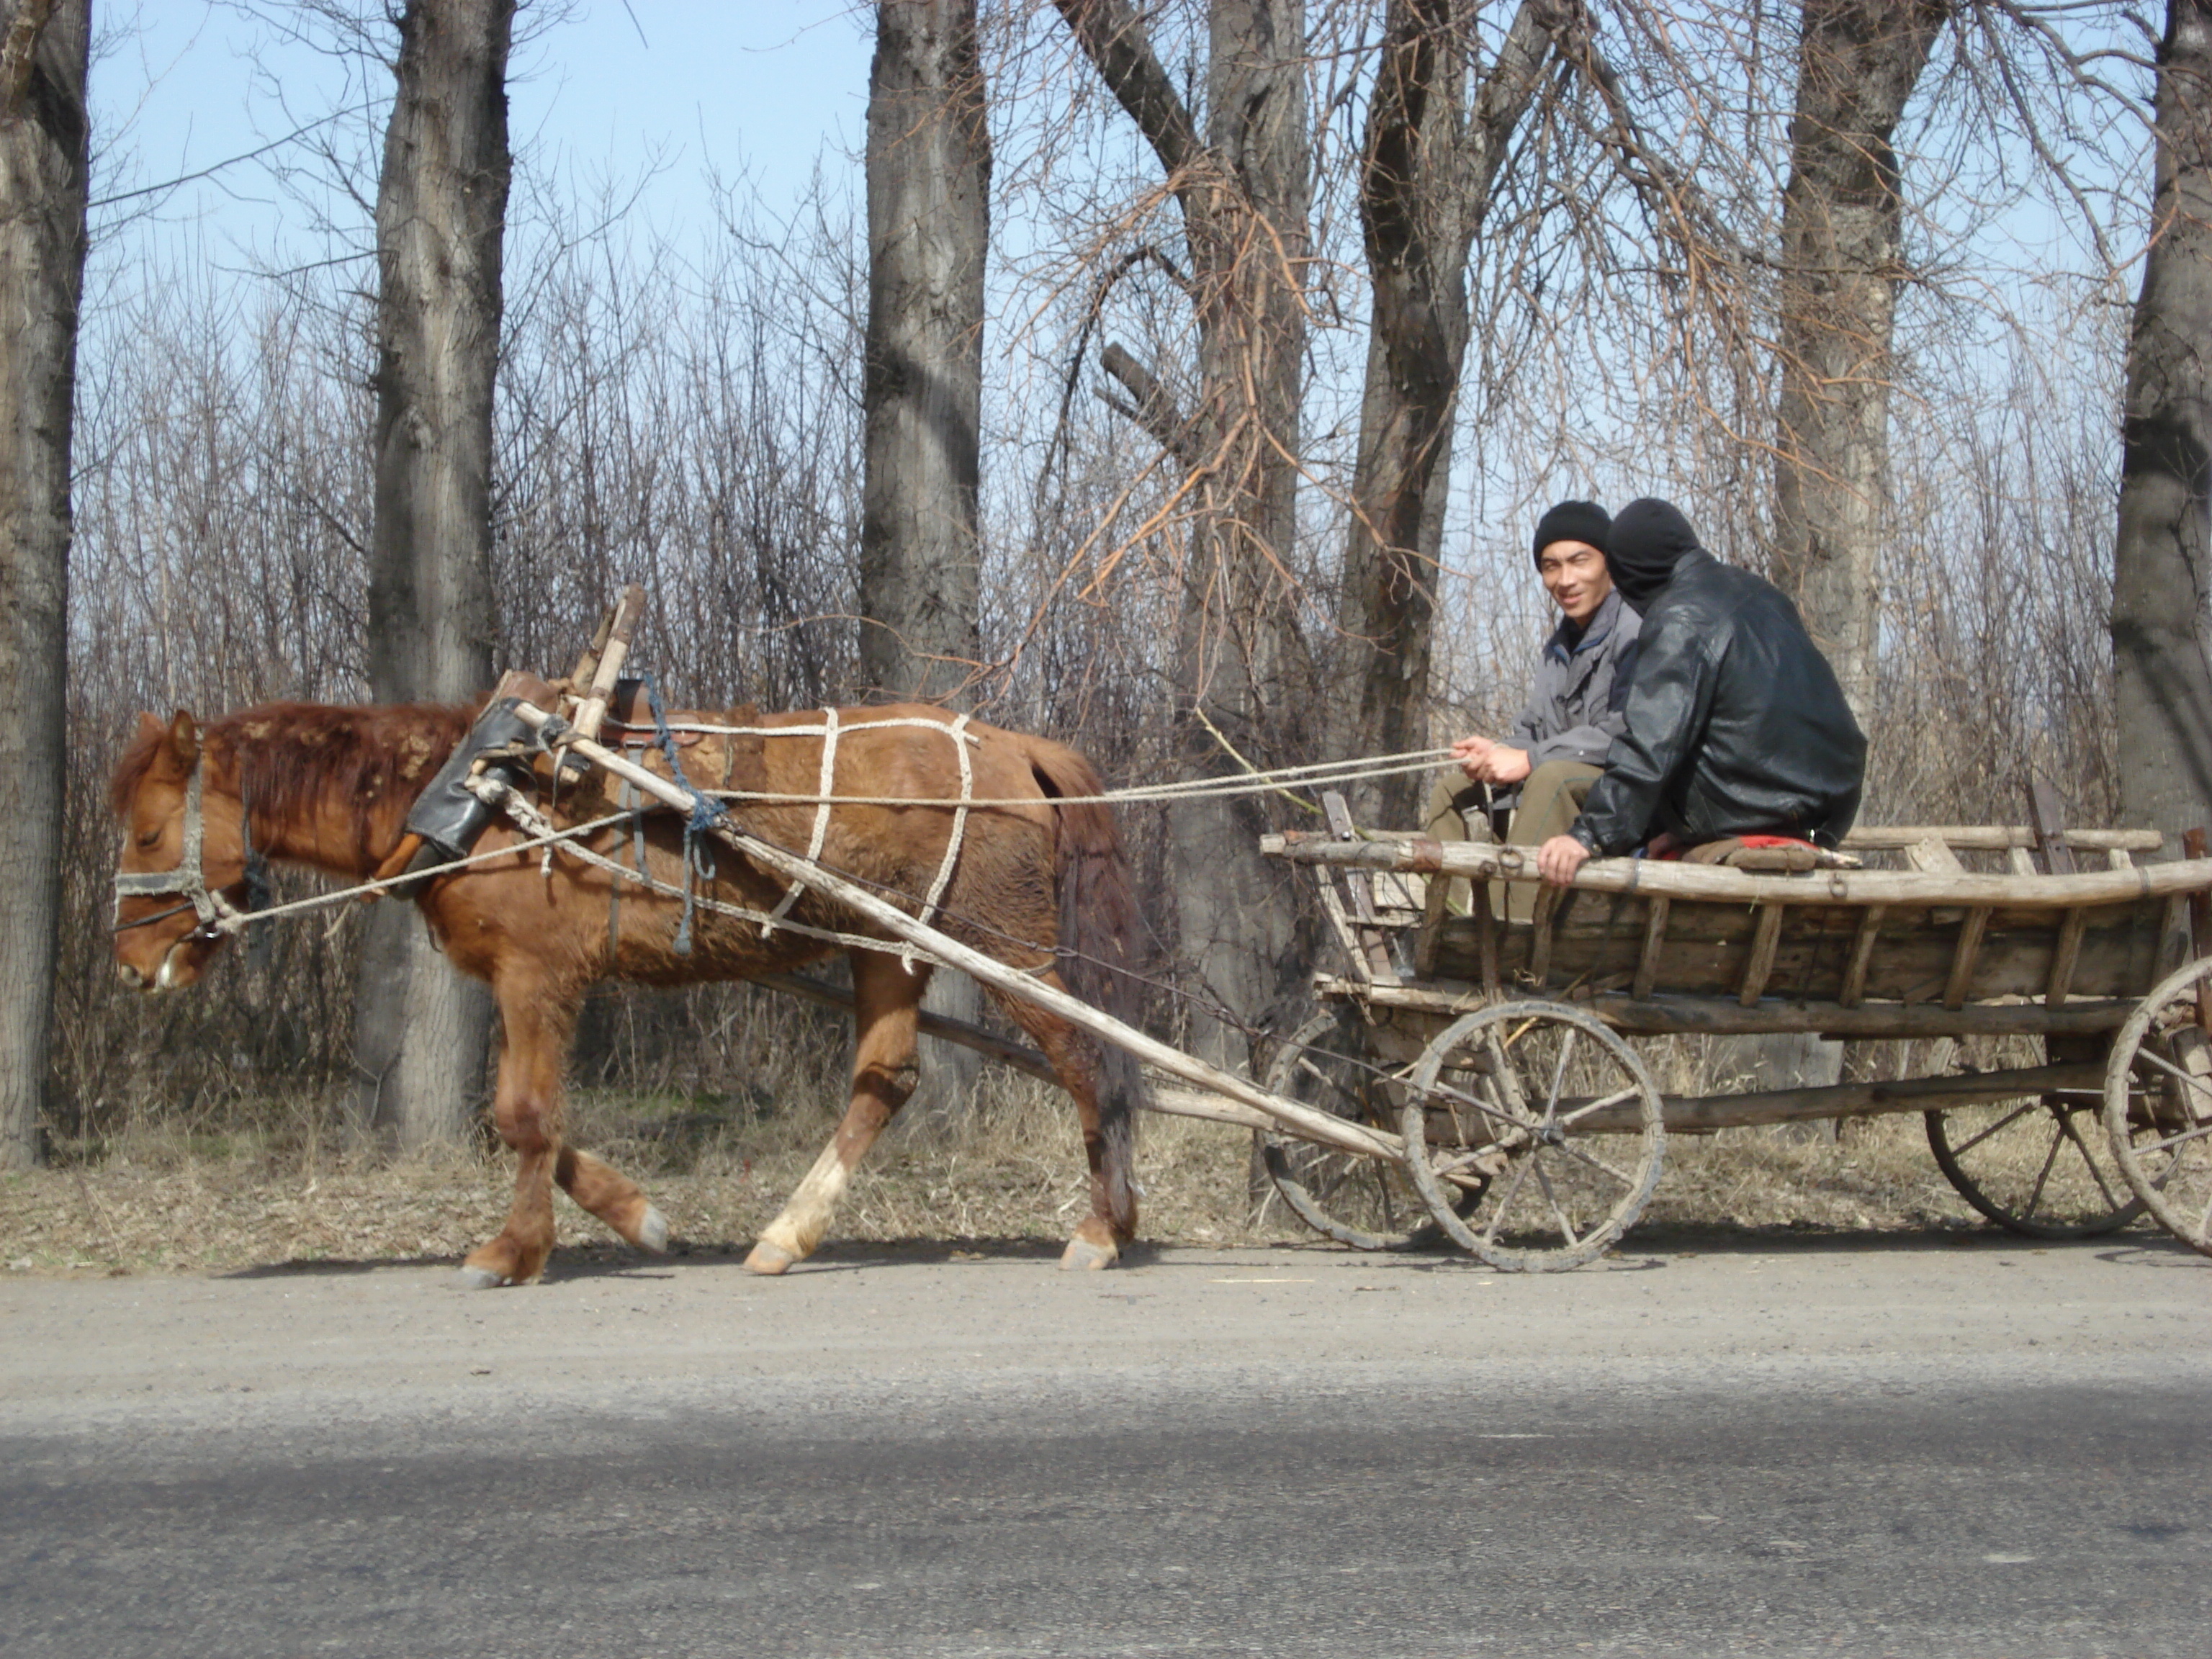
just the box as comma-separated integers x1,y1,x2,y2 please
1570,616,1716,855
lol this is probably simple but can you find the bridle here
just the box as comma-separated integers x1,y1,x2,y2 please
112,742,272,946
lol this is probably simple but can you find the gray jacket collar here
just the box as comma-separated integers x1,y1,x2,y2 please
1544,588,1627,665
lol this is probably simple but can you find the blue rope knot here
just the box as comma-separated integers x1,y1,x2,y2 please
641,667,725,957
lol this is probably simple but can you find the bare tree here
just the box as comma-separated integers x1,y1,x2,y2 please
352,0,514,1151
1341,0,1552,824
1053,0,1314,1064
1769,0,1951,718
860,0,992,1110
2113,0,2212,842
0,0,88,1169
860,0,989,707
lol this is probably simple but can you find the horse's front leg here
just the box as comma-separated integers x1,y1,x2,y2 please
745,950,925,1275
459,979,578,1289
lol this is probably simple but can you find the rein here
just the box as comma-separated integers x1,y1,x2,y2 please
112,742,272,943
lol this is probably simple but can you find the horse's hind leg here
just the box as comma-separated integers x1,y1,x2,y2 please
745,950,926,1276
987,981,1139,1271
555,1146,669,1254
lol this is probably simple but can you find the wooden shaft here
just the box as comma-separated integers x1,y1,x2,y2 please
1262,831,2212,911
751,974,1282,1132
511,705,1403,1162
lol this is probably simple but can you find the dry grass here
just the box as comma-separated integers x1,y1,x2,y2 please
2,1061,2031,1280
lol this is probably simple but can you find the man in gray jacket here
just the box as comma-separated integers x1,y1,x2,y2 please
1426,500,1640,914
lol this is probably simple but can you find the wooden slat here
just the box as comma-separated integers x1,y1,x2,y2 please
2044,907,2087,1008
1322,791,1395,986
2028,781,2077,875
1632,896,1671,1001
1942,907,1992,1010
1838,904,1887,1008
1472,871,1501,994
2006,848,2037,877
1907,835,1966,875
2159,893,2195,979
1529,884,1562,987
1738,902,1786,1006
2107,848,2136,871
2188,829,2212,1034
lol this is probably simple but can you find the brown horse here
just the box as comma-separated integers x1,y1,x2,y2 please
109,696,1146,1283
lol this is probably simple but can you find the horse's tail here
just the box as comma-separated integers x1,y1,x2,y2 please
1021,734,1148,1237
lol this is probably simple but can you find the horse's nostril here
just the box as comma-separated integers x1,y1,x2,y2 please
117,962,144,989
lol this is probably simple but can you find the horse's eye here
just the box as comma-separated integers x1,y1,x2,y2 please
136,830,161,849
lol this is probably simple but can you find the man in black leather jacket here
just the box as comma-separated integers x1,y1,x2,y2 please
1534,498,1867,886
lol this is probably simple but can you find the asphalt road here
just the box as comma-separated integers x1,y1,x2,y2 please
2,1233,2206,1658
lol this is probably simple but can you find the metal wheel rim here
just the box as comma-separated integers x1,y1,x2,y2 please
1401,999,1665,1272
2103,956,2212,1258
1924,1095,2146,1240
1254,1010,1462,1251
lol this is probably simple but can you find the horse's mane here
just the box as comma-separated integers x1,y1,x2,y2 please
112,700,481,855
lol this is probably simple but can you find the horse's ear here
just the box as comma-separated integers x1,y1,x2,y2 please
166,711,200,769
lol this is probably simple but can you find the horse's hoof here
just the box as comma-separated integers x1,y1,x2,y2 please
744,1241,797,1276
1058,1237,1120,1272
455,1266,509,1290
636,1206,670,1254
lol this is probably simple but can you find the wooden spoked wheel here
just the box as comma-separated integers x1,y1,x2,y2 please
1925,1089,2147,1239
1401,1000,1665,1272
2103,957,2212,1259
1255,1009,1469,1251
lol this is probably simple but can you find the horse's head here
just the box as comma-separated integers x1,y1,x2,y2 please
110,711,265,992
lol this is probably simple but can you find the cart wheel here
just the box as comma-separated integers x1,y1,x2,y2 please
1254,1008,1471,1251
2103,958,2212,1259
1925,1093,2146,1239
1401,999,1665,1272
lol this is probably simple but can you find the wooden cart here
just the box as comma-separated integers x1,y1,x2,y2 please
1255,809,2212,1269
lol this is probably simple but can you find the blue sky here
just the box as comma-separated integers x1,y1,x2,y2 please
91,2,872,268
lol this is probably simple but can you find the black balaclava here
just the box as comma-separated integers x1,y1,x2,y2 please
1531,499,1611,567
1605,497,1702,610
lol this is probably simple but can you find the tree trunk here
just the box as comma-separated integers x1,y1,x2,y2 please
1056,0,1315,1066
0,0,88,1170
1769,0,1948,721
2113,0,2212,845
352,0,513,1152
1341,0,1550,827
859,0,991,1115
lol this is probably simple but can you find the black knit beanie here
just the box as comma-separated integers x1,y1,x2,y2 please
1532,499,1611,567
1605,498,1701,609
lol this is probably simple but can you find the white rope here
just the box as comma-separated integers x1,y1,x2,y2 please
695,752,1453,814
906,712,974,973
761,705,839,937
